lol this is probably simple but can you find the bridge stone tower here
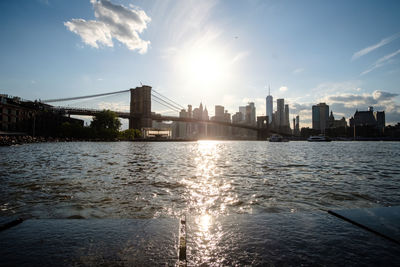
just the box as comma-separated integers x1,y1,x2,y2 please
129,85,152,130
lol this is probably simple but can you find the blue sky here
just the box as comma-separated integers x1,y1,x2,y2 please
1,0,400,126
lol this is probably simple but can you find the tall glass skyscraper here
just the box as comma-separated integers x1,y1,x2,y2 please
312,103,329,132
266,86,273,124
277,98,285,127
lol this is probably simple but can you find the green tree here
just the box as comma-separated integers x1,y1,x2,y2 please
118,129,142,141
90,110,121,140
91,110,121,131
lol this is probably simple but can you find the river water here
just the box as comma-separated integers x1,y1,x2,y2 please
1,141,400,219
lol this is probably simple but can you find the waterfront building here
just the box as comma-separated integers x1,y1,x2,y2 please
0,95,36,132
232,112,243,123
239,106,246,122
295,115,300,133
203,106,209,120
0,94,82,135
215,105,225,120
174,108,188,138
244,102,256,126
328,111,347,128
276,99,285,128
211,105,227,138
293,118,295,134
349,106,385,132
284,104,290,127
247,102,256,125
190,102,209,138
312,103,329,133
187,105,192,118
266,86,273,124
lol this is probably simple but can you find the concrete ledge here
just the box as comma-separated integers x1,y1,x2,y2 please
186,211,400,266
0,218,179,266
1,209,400,266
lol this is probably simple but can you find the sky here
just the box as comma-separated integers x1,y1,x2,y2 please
1,0,400,127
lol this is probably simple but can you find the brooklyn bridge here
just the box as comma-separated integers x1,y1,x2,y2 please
42,85,275,139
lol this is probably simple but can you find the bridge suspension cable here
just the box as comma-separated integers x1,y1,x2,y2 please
151,94,181,113
152,89,185,110
152,98,181,113
42,89,130,103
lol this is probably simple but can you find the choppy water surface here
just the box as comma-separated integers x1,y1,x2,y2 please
1,141,400,219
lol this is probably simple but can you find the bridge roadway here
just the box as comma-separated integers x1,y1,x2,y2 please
54,107,261,131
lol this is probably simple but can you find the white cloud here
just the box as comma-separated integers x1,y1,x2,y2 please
279,86,288,92
352,32,400,61
322,90,400,125
65,0,150,53
361,48,400,76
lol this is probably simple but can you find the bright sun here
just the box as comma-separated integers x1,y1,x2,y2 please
177,45,231,87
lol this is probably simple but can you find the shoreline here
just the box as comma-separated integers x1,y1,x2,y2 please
1,135,400,146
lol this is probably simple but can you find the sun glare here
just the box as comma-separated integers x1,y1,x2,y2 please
178,45,231,88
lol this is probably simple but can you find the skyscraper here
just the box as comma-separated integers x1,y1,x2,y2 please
215,105,224,120
284,104,289,127
276,98,285,128
312,103,329,132
266,86,273,124
247,102,256,125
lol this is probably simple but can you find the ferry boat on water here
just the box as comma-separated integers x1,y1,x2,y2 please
307,135,332,142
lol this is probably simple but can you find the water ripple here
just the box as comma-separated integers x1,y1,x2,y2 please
0,141,399,219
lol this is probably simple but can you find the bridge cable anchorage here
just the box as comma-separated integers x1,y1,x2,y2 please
42,89,130,103
151,94,182,112
152,89,185,110
152,98,181,114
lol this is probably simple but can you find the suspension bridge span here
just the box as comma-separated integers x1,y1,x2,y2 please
43,85,272,139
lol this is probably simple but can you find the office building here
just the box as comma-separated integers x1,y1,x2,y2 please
276,99,285,128
266,86,273,124
284,104,289,127
312,103,329,132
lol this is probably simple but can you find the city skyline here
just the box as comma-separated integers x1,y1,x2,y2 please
1,0,400,127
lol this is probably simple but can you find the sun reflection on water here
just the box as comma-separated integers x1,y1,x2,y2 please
183,141,233,265
181,140,238,215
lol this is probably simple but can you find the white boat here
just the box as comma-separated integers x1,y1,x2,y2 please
269,135,289,142
307,135,331,142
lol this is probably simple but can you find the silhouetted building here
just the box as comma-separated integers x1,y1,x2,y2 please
284,104,290,127
312,103,329,133
239,106,246,122
246,102,256,125
1,95,36,132
214,105,225,121
232,112,243,124
276,99,285,128
349,106,385,133
0,94,82,136
266,86,273,124
328,111,347,128
293,118,296,134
